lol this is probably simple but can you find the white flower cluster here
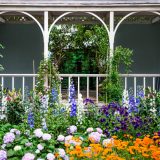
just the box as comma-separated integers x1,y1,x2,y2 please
34,128,51,140
0,96,7,120
77,93,85,125
40,95,49,114
122,89,129,108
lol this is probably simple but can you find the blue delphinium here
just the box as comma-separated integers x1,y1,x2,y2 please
51,88,58,103
69,80,77,117
128,95,138,113
27,111,34,128
128,87,145,113
42,118,48,130
137,86,144,98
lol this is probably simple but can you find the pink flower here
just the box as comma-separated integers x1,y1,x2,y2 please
37,144,44,151
42,133,51,141
88,132,101,143
102,138,114,147
0,150,7,160
96,128,103,134
34,129,43,138
46,153,55,160
65,135,73,142
58,148,66,158
3,132,15,144
25,142,32,147
86,127,93,133
10,129,21,135
57,135,65,142
22,153,35,160
68,125,77,134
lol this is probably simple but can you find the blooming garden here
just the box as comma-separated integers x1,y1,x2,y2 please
0,34,160,159
0,63,160,160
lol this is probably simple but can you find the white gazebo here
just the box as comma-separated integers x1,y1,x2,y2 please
0,0,160,102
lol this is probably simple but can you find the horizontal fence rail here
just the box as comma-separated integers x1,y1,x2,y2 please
0,74,160,103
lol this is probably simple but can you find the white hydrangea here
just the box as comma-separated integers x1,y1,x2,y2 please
14,145,22,151
57,135,65,142
46,153,55,160
58,148,66,158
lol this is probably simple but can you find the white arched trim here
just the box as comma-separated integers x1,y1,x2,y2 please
48,12,72,34
114,11,160,39
0,11,44,37
48,11,109,37
114,12,136,37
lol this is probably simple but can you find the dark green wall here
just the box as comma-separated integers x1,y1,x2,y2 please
0,24,43,73
0,23,160,74
115,23,160,73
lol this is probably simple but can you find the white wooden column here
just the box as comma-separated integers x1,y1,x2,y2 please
44,11,49,59
44,11,49,87
109,11,114,58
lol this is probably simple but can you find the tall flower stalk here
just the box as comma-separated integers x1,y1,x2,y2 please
77,93,84,124
40,95,49,130
69,80,77,117
27,111,34,128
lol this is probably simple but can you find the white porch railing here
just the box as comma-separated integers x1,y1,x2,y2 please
0,74,160,103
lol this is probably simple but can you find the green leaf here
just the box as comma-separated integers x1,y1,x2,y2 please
8,149,14,157
20,139,28,144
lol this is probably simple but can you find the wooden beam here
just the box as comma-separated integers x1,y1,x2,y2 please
1,6,160,12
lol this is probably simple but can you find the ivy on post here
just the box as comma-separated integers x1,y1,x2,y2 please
36,59,60,95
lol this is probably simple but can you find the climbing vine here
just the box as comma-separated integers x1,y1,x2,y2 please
35,59,60,96
101,46,133,103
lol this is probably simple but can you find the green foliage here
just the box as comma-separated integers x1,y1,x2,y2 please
4,90,25,125
112,46,134,73
49,24,109,74
102,71,123,103
101,46,133,103
36,59,60,95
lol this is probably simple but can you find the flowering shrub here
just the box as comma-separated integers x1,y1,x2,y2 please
63,128,160,160
0,128,57,159
0,124,160,160
2,90,25,125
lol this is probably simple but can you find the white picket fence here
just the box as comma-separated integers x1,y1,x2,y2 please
0,74,160,103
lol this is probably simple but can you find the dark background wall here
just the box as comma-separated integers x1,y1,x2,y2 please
0,24,43,74
0,23,160,74
115,23,160,74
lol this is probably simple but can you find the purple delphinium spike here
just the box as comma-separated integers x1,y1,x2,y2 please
51,88,58,103
69,80,77,117
27,112,34,129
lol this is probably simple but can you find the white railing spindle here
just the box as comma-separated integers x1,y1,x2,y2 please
134,77,137,98
87,76,89,98
143,77,146,95
153,77,155,90
68,76,71,99
125,77,127,90
12,76,15,90
1,76,4,91
96,76,98,103
78,76,80,96
22,77,25,101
